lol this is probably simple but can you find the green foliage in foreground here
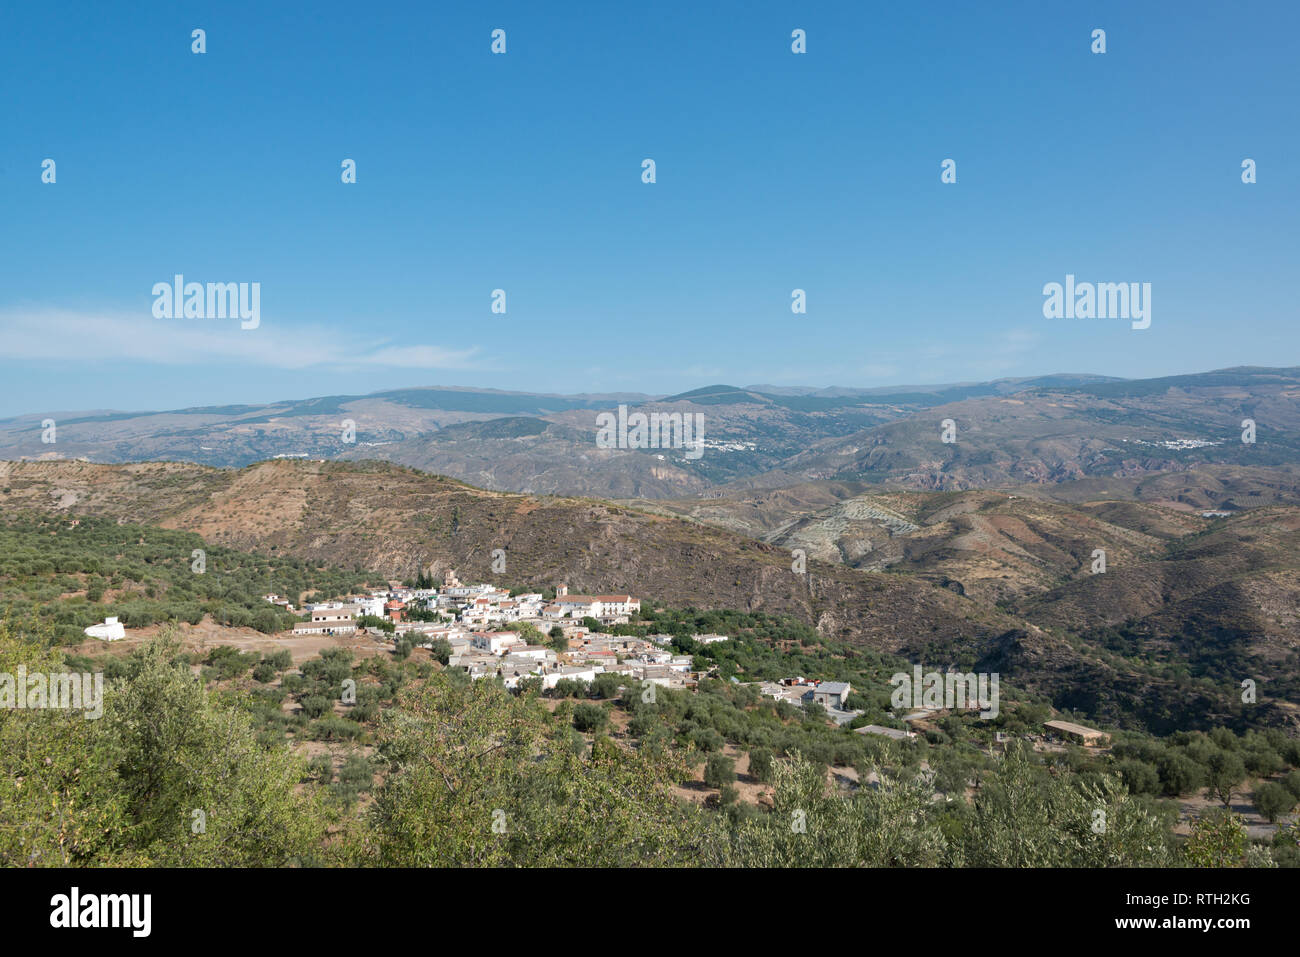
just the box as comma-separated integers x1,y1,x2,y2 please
365,672,705,866
3,619,1294,868
0,622,332,866
727,746,1177,867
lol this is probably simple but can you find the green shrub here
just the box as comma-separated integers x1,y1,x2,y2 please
572,702,608,733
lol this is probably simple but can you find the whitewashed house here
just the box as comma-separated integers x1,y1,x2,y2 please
84,617,125,641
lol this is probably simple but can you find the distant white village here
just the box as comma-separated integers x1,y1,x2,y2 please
76,569,1126,748
256,569,863,717
76,566,858,714
76,571,1120,745
263,572,690,692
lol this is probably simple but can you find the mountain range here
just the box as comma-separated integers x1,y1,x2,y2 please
3,367,1297,500
4,364,1298,734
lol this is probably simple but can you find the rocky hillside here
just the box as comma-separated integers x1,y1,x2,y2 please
2,458,1296,734
0,459,1021,654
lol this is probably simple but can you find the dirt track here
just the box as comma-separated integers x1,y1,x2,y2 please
69,616,395,665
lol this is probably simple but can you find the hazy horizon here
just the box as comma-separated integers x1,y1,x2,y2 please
2,362,1297,421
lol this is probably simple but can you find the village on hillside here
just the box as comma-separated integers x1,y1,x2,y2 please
261,570,873,715
81,567,1119,750
67,556,1297,851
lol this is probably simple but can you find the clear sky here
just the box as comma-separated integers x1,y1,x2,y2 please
0,0,1296,416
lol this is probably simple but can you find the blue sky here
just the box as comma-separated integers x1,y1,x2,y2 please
0,0,1296,416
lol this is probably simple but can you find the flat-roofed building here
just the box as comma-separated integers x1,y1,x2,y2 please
855,724,916,741
1044,719,1110,746
293,618,356,636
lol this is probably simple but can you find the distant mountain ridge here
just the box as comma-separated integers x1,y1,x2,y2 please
1,367,1297,500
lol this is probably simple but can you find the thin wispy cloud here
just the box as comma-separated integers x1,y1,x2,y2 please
0,309,481,371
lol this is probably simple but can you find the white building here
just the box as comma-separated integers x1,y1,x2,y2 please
84,616,125,641
303,600,345,613
471,631,524,656
347,596,385,618
444,584,493,599
550,584,640,619
310,610,354,625
540,666,604,690
293,619,357,636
